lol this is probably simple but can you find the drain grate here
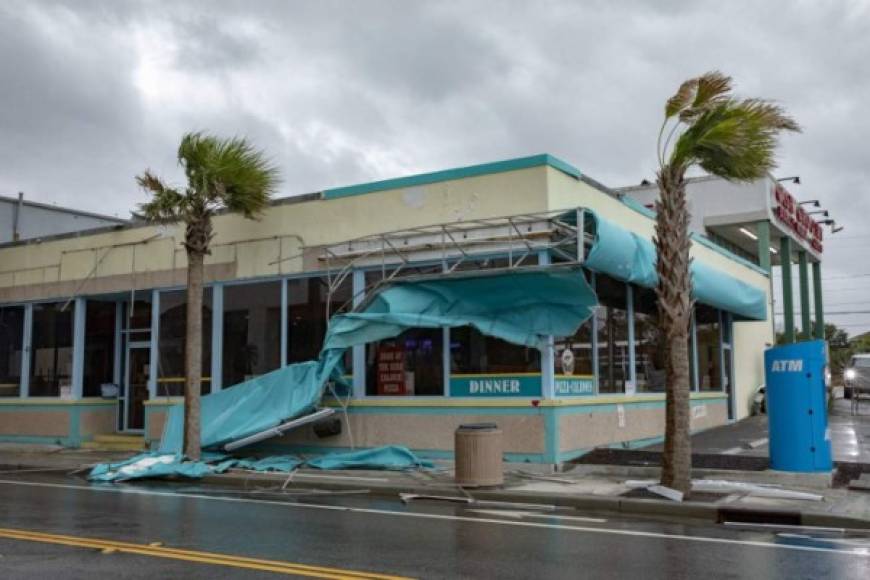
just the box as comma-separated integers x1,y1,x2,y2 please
718,508,801,526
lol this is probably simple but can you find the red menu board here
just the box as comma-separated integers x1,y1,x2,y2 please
377,345,407,395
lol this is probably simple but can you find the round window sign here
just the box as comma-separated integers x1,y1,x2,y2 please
561,348,575,375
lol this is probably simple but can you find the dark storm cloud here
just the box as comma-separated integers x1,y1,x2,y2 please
1,0,869,328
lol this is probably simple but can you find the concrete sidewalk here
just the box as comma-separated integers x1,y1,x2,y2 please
1,442,869,531
641,398,870,465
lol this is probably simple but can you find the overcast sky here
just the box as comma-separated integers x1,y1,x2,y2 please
2,0,869,333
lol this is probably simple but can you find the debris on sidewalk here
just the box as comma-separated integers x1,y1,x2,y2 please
625,478,824,501
87,445,433,483
848,473,870,492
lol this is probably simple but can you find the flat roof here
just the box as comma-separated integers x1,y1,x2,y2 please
0,194,128,224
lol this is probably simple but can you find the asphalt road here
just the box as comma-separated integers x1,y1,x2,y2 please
0,471,868,579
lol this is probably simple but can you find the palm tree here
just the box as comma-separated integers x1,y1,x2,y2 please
137,133,280,460
654,72,799,494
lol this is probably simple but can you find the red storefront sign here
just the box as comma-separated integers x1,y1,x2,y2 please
772,184,823,253
376,345,408,395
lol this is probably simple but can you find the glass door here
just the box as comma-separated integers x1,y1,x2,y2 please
124,343,150,431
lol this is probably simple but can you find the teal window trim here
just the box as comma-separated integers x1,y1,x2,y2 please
71,297,86,399
19,303,32,398
538,250,555,399
148,289,160,400
591,273,599,396
352,269,366,399
627,285,636,394
112,301,123,387
211,283,223,392
322,154,582,200
280,279,288,368
691,309,699,392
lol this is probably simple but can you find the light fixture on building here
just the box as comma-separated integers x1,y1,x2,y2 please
770,246,779,254
739,227,758,241
808,210,829,217
777,176,801,184
800,199,820,207
818,218,845,234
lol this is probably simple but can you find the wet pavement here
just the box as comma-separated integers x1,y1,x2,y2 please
0,470,868,579
643,398,870,465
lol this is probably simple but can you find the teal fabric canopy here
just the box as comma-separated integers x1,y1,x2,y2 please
323,267,598,352
158,267,598,453
583,212,767,320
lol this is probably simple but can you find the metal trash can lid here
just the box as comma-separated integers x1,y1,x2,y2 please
457,422,498,431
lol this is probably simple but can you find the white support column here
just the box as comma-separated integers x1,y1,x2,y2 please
626,285,636,395
20,303,32,398
71,297,86,399
112,301,123,386
210,283,223,391
538,250,555,399
280,279,288,368
148,290,160,399
352,269,366,398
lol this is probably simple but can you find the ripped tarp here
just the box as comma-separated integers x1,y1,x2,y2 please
323,267,598,352
232,455,303,472
88,453,223,482
158,360,339,453
158,267,597,454
583,211,767,320
307,445,434,470
89,446,431,482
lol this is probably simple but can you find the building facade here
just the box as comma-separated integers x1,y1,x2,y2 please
0,155,783,464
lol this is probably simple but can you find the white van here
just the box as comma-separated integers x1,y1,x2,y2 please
843,353,870,399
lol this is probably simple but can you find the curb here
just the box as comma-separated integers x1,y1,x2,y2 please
3,460,868,531
200,470,870,531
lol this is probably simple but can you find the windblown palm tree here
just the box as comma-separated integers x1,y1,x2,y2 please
137,133,280,460
655,73,799,494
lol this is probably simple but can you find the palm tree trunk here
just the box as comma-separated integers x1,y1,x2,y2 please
183,249,204,461
655,166,693,495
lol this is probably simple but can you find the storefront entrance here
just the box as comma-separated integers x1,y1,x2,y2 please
122,342,149,431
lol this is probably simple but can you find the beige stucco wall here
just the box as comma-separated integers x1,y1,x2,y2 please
0,409,70,437
558,400,728,454
79,407,117,436
0,165,550,301
270,412,546,455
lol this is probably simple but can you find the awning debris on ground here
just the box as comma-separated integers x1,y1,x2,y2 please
88,445,433,483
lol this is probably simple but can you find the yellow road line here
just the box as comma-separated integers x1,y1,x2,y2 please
0,527,413,579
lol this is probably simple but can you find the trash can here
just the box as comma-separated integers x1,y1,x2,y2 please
764,340,833,472
454,423,503,487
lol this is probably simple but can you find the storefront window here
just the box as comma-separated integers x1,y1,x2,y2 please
596,275,628,394
223,281,282,388
287,276,352,367
29,302,74,397
633,287,666,393
696,305,722,391
0,306,24,397
451,327,540,374
366,328,443,396
158,288,212,397
84,300,117,397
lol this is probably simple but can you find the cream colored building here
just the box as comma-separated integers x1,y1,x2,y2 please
0,154,775,464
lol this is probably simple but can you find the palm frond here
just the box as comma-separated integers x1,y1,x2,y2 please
669,97,801,181
665,78,698,119
136,170,184,221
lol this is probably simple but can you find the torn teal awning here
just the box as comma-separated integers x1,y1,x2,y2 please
158,266,598,453
583,211,767,320
323,267,599,352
